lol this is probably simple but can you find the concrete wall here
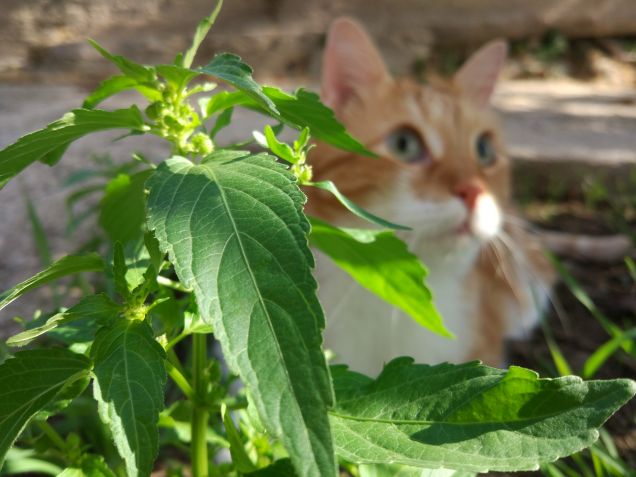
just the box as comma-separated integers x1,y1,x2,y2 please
1,0,635,85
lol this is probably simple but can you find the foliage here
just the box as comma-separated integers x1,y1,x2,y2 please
0,2,634,477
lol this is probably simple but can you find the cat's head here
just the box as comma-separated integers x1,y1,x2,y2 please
310,18,510,257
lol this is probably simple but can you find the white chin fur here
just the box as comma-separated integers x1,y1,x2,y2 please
471,193,502,239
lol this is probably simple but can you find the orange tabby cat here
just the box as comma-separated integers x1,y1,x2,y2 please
306,18,556,376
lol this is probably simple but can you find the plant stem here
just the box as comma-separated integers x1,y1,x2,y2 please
36,420,67,452
166,360,197,402
191,333,209,477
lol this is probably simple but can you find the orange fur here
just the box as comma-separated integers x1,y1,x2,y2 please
307,18,556,375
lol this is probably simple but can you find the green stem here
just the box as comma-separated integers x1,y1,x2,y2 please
166,360,197,402
36,420,67,452
157,275,192,293
191,333,209,477
166,332,188,351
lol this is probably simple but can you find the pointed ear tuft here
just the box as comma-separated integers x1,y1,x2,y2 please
321,17,390,111
454,40,508,106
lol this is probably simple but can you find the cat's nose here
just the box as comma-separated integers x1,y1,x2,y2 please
454,182,483,211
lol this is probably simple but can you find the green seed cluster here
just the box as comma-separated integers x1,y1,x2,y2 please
147,84,214,157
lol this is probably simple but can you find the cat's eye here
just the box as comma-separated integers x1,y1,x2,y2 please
386,127,428,164
476,132,497,167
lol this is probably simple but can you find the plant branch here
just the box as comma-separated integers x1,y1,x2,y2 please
191,333,209,477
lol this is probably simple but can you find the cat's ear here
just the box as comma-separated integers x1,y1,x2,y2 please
454,40,508,106
321,17,391,111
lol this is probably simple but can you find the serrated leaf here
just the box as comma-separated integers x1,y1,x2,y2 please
308,180,409,229
7,294,119,347
89,40,155,83
91,320,166,477
146,152,336,477
0,108,146,189
212,87,373,156
0,349,92,466
99,170,153,244
262,87,373,156
199,54,278,115
0,254,105,312
83,76,140,109
201,90,251,118
155,64,201,91
309,219,450,338
330,359,636,473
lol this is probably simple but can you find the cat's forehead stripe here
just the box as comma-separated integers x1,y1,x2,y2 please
404,95,444,158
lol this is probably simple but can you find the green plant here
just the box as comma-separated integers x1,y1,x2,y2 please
0,3,635,477
530,254,636,477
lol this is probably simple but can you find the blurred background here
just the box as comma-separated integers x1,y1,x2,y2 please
1,1,635,474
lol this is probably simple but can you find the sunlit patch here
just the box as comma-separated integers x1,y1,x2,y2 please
471,193,501,239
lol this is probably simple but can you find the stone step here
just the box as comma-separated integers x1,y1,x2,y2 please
493,80,636,198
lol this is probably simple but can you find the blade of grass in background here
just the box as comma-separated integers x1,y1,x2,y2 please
20,183,60,309
547,253,634,355
625,257,636,283
582,328,636,378
540,318,573,377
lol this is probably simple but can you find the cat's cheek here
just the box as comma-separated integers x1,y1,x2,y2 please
471,193,502,239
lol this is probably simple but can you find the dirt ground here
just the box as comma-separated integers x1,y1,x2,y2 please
503,201,636,473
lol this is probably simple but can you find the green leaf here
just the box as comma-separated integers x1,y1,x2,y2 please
309,219,450,338
582,328,636,379
83,75,140,109
2,448,63,475
0,349,92,466
0,254,105,312
294,127,311,152
360,464,475,477
181,0,224,69
88,40,155,83
91,320,166,477
308,180,410,229
262,125,296,163
7,294,119,347
209,106,234,139
155,64,201,91
262,87,373,156
57,454,116,477
146,152,336,477
222,405,256,473
199,54,278,115
112,242,131,299
330,359,636,473
99,170,153,244
201,90,251,118
23,188,53,268
84,75,164,109
0,107,146,189
550,253,635,358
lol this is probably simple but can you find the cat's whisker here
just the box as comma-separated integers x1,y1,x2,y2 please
488,237,525,304
495,231,569,332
